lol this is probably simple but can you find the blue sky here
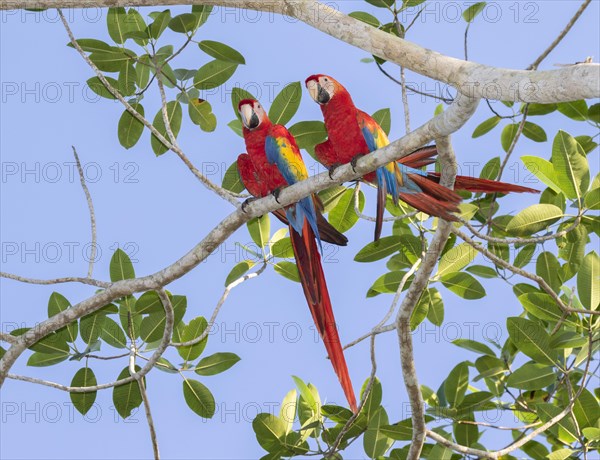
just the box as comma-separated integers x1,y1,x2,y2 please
1,1,599,458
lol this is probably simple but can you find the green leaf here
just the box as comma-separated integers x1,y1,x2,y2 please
80,312,106,344
288,121,327,150
588,102,600,123
274,261,300,283
107,7,128,44
425,288,444,326
551,130,590,200
452,339,495,357
222,161,245,193
27,352,69,367
444,362,469,407
70,367,98,415
140,312,167,343
125,9,148,46
526,103,557,116
195,352,241,376
110,248,135,281
506,363,556,390
117,61,136,96
198,40,245,64
150,100,182,156
521,156,561,194
225,260,256,286
454,413,478,447
348,11,380,28
355,236,404,263
578,251,599,309
183,378,215,418
247,214,270,249
506,317,558,366
518,292,573,325
536,251,562,292
572,387,600,429
372,108,391,135
364,407,393,458
188,98,217,132
472,116,500,138
500,123,519,152
135,291,163,315
365,0,394,8
112,366,143,418
89,51,133,73
280,389,297,433
99,317,127,348
48,292,77,343
86,76,118,99
330,188,364,233
253,413,287,452
194,60,238,90
522,121,547,142
360,377,383,421
536,403,579,444
557,100,588,121
67,38,112,53
272,238,294,259
118,104,145,149
148,9,171,39
440,272,486,299
191,5,213,28
466,265,497,279
436,243,477,278
369,271,409,296
463,2,486,22
585,187,600,210
168,13,200,34
269,82,302,126
480,157,501,181
178,317,208,361
505,204,563,236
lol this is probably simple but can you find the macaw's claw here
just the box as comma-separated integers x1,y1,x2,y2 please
350,154,365,173
241,197,258,213
272,187,283,204
328,163,343,180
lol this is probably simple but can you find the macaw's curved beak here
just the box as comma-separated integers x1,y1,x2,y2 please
306,80,330,105
240,104,260,129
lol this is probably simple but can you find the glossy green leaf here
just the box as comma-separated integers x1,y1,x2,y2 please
183,378,215,418
500,123,519,152
585,187,600,210
198,40,245,64
99,317,127,348
472,116,500,138
271,238,294,259
506,363,556,390
372,108,391,136
247,214,270,249
29,332,69,355
536,251,562,292
355,236,405,263
88,50,133,72
551,130,590,200
463,2,486,22
557,100,588,121
444,362,469,407
107,7,128,44
125,9,148,45
191,5,213,28
269,82,302,126
148,10,171,39
177,316,208,361
168,13,200,33
194,60,238,90
274,261,300,283
222,161,245,193
440,272,486,299
27,352,69,367
225,260,256,286
118,103,145,149
110,248,135,281
349,11,380,27
436,243,477,278
466,265,497,278
70,367,98,415
80,312,106,344
452,339,495,357
454,413,478,447
150,101,182,156
67,38,112,53
86,76,118,99
505,204,562,236
195,352,240,376
526,103,556,116
364,407,393,458
578,251,599,309
479,157,500,181
425,288,444,326
522,121,547,142
506,317,557,366
112,366,143,418
521,156,561,194
330,188,364,233
189,98,217,132
288,121,327,150
253,413,287,452
48,292,78,343
117,61,136,96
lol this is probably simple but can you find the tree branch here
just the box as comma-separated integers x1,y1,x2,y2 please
3,1,597,102
0,272,109,288
71,146,97,277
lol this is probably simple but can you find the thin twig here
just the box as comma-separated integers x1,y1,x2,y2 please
375,61,453,103
0,272,109,288
353,183,418,223
72,146,97,277
527,0,592,70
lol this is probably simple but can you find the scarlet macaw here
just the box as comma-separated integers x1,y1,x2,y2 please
305,74,539,240
237,99,357,413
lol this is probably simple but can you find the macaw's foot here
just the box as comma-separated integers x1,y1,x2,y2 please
271,187,283,204
350,154,365,173
241,197,258,213
328,162,343,180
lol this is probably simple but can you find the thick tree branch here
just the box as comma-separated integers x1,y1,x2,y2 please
3,1,598,102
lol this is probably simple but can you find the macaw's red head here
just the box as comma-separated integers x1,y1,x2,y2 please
238,99,268,131
305,74,343,105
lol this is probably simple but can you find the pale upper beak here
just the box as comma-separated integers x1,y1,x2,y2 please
239,104,259,129
306,79,331,105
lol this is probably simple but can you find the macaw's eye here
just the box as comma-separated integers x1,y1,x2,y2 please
324,78,329,82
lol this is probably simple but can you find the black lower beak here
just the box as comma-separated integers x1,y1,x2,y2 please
247,112,260,129
317,84,331,104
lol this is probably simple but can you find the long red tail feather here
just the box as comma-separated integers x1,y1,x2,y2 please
289,222,358,413
273,208,348,246
426,172,540,194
